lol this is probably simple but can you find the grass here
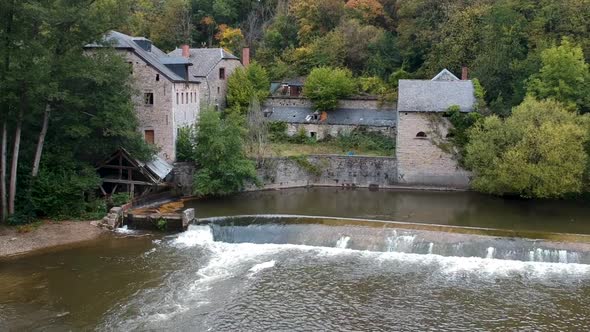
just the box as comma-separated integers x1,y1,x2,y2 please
269,141,394,157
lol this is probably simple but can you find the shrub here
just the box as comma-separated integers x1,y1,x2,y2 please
268,121,289,142
303,67,356,112
176,125,197,162
336,128,395,155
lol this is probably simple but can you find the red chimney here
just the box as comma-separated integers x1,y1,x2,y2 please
461,66,469,80
181,44,190,58
242,47,250,66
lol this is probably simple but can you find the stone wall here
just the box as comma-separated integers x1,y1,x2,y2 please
256,155,398,189
172,156,398,192
172,162,196,196
265,96,396,110
396,112,471,188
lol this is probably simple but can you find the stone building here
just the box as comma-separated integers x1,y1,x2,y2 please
168,47,243,109
263,97,396,139
86,31,201,162
396,69,475,188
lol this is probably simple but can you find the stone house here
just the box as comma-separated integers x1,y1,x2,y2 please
396,69,475,188
263,97,396,140
85,31,201,162
168,46,243,110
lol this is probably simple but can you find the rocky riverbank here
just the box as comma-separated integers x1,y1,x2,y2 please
0,221,110,258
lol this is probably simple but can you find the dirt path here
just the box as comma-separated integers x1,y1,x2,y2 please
0,221,109,258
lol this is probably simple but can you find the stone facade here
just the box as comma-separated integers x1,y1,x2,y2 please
199,57,242,109
396,112,471,188
122,50,200,161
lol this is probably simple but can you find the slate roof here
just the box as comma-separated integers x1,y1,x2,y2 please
397,70,475,113
168,48,240,78
265,107,396,127
85,31,198,83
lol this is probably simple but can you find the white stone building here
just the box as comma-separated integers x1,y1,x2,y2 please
168,47,243,110
86,31,201,162
396,69,475,188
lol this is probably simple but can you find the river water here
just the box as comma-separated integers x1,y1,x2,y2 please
3,188,590,331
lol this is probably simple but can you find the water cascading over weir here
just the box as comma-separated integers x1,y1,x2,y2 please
186,215,590,265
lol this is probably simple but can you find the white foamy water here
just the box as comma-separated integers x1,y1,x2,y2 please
115,225,136,234
174,225,590,278
249,260,276,274
336,236,351,249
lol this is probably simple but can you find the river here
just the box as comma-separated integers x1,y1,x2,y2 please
2,188,590,331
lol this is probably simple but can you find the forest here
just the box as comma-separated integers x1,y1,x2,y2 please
0,0,589,223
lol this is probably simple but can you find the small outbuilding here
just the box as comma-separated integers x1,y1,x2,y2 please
396,69,475,188
96,148,173,199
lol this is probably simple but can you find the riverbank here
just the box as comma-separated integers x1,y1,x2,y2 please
0,220,109,258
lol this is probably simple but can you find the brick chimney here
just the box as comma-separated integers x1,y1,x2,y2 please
242,47,250,66
461,66,469,80
181,44,190,58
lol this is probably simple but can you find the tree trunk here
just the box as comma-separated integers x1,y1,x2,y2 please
8,90,24,215
31,103,50,177
0,121,7,222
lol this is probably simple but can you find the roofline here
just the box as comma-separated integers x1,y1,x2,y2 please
85,44,200,84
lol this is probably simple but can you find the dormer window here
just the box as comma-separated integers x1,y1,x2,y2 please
219,67,226,80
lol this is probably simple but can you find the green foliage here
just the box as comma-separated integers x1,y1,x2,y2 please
472,78,487,113
388,68,411,88
192,110,258,196
226,63,270,113
526,38,590,113
268,121,288,142
156,218,167,231
176,125,197,162
358,76,387,95
465,97,589,198
30,164,103,219
335,128,395,156
288,155,322,176
110,193,131,207
304,67,356,112
445,106,483,164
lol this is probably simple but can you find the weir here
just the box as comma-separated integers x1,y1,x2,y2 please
193,215,590,264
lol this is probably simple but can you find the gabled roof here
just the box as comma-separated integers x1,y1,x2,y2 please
264,106,396,127
85,31,198,83
397,70,475,113
168,48,240,78
97,148,173,184
431,68,460,81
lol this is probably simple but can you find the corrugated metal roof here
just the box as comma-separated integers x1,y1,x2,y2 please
168,48,241,77
85,31,199,84
144,155,173,180
265,106,396,127
397,77,475,113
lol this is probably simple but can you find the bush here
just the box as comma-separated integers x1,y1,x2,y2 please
304,67,356,112
268,121,288,142
336,128,395,155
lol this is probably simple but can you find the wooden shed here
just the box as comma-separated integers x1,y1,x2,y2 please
96,148,173,198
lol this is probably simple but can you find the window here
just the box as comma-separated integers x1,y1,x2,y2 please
128,62,133,74
219,67,226,80
144,93,154,105
217,86,220,94
190,92,193,103
176,93,179,104
310,132,317,139
156,74,160,81
445,133,455,138
144,130,155,144
416,131,427,138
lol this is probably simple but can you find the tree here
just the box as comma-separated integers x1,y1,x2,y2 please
192,110,258,196
465,97,589,198
303,67,356,111
215,24,244,55
226,63,269,113
526,38,590,113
